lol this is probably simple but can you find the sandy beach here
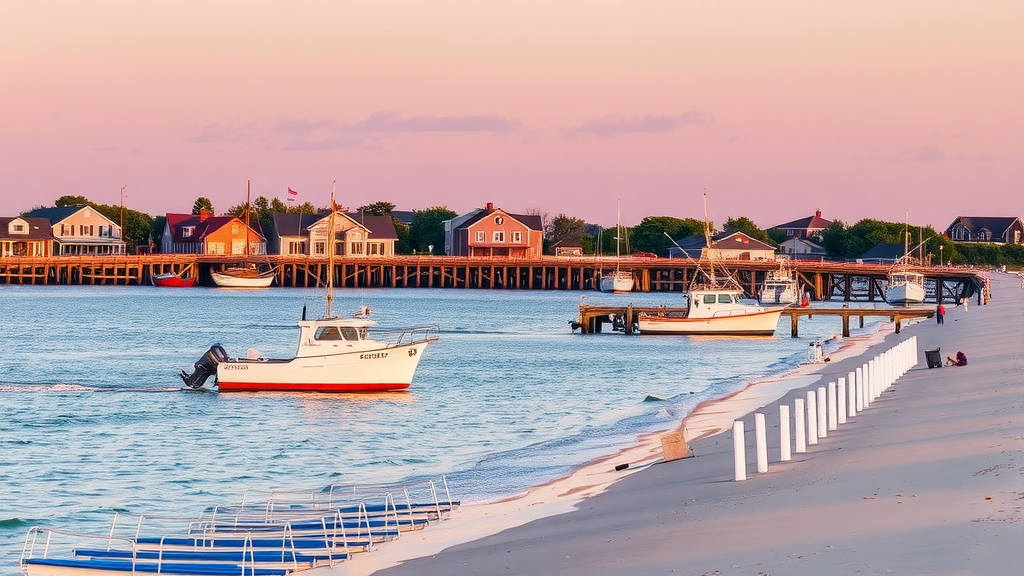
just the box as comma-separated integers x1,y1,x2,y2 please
330,273,1022,575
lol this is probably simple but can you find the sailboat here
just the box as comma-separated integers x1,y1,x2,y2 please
211,180,277,288
638,194,785,335
599,201,634,293
885,217,925,306
181,183,438,392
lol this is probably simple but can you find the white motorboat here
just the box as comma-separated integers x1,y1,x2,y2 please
885,216,926,306
181,184,438,393
598,200,634,293
638,193,784,336
759,259,799,305
886,268,925,305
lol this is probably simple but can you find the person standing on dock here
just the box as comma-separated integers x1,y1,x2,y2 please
936,303,945,325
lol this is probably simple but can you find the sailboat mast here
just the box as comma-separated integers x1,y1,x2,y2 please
615,199,621,269
245,180,252,256
326,181,336,318
702,191,716,285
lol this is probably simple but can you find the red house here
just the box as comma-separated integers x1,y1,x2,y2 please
444,203,544,258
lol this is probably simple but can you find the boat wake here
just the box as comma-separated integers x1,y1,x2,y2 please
0,383,186,393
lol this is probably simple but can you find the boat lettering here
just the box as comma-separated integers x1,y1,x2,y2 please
222,365,249,370
360,352,389,360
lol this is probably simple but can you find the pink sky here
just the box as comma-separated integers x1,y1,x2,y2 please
1,1,1020,230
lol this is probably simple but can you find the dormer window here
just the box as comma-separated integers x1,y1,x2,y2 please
8,220,28,235
182,226,195,238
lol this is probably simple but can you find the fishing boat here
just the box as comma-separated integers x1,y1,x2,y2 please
637,193,784,335
151,271,197,288
598,201,634,293
885,217,926,306
759,258,799,305
181,184,438,393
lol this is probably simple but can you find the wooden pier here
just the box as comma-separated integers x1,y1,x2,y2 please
0,254,990,306
575,303,935,337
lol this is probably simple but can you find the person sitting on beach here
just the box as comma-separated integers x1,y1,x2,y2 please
945,351,968,367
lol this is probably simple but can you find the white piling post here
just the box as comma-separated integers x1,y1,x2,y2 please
849,370,858,415
855,366,864,411
755,413,768,473
911,336,918,369
816,386,827,438
864,361,873,407
780,404,791,461
806,390,818,445
733,420,747,481
837,377,847,424
794,398,806,453
827,382,838,431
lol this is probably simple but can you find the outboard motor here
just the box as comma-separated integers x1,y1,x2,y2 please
180,344,229,389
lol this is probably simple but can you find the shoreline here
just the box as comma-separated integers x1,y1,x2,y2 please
324,316,904,575
365,273,1022,575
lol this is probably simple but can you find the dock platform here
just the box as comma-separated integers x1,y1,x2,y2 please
574,303,935,337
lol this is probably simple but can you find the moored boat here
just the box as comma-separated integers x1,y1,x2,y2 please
638,192,784,335
151,272,197,288
759,259,799,305
210,265,276,288
598,200,634,293
886,268,925,305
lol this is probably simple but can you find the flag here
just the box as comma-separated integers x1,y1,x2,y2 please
287,187,299,202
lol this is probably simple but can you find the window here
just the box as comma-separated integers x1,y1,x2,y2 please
493,231,505,243
475,231,485,243
351,242,364,254
494,216,504,225
182,226,194,238
1015,230,1021,243
314,242,325,255
703,294,717,304
512,231,522,243
315,327,343,340
232,224,239,235
369,243,379,255
11,223,25,234
786,229,794,236
718,294,734,304
208,242,225,254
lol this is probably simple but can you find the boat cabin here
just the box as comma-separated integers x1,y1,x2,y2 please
314,325,369,341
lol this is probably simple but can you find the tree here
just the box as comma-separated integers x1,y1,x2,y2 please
723,216,774,245
359,201,396,216
630,216,706,256
546,214,588,254
192,197,214,215
55,195,90,207
409,207,456,254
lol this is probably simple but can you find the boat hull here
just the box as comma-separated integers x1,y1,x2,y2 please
216,341,431,392
599,272,634,293
151,274,197,288
638,308,784,336
211,271,275,288
885,282,926,305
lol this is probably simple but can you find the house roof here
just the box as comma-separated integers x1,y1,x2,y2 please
771,210,832,231
0,217,55,240
945,216,1021,236
457,208,544,231
165,213,262,244
552,238,583,248
673,231,775,251
24,205,116,226
781,237,826,251
271,211,398,240
391,210,415,226
859,242,905,261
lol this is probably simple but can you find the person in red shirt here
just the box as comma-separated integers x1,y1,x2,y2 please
936,303,946,325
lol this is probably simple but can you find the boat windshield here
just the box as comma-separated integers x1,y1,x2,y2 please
718,294,735,304
314,326,363,341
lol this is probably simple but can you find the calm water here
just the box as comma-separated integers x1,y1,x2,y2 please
0,285,880,571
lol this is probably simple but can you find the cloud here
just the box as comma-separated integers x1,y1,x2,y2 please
565,111,713,138
349,110,521,133
273,111,521,151
910,146,945,161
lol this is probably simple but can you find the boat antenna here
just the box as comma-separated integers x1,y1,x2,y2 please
326,181,336,318
701,190,717,286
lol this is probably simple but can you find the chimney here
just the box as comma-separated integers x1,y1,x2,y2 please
486,202,494,212
815,209,821,218
199,209,213,222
